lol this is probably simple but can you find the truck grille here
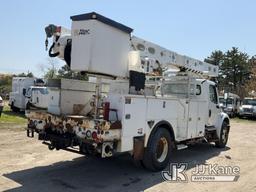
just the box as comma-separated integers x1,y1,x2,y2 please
243,108,253,113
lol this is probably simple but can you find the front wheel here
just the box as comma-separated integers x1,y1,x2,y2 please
143,128,174,171
11,103,19,112
215,121,230,148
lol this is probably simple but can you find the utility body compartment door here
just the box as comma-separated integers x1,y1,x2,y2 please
187,100,208,138
187,101,198,138
121,97,147,152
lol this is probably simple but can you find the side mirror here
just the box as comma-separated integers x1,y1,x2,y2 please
216,104,220,109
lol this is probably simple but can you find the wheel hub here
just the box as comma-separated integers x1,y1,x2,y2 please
156,137,168,163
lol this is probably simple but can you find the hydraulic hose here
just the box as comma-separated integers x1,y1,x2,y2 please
48,43,60,57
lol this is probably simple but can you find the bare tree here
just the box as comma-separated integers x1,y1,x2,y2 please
37,58,60,79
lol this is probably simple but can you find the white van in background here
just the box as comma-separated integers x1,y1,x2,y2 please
9,77,45,112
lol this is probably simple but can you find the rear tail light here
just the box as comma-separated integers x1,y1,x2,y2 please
92,131,98,140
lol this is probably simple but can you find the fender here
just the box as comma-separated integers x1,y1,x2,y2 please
215,112,230,139
145,120,175,147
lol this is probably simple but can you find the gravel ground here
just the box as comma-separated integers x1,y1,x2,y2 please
0,119,255,192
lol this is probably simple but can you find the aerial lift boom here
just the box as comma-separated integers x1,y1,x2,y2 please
45,20,218,79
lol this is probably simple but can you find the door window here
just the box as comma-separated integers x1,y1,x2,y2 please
209,85,218,104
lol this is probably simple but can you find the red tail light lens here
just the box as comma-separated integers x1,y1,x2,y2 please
92,131,98,140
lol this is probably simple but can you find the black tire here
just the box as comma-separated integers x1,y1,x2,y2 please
11,103,19,112
10,103,14,111
26,102,31,110
132,159,145,169
215,121,229,148
143,128,174,171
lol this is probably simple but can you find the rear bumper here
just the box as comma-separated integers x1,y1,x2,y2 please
26,113,121,158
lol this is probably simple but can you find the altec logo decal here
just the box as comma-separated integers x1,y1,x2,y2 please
74,29,90,36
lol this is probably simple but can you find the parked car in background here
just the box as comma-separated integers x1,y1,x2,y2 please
238,97,256,119
0,96,3,116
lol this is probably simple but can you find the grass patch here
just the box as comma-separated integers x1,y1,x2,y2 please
231,117,256,124
0,103,26,125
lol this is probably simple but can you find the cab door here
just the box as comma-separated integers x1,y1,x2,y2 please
39,88,49,108
207,84,220,126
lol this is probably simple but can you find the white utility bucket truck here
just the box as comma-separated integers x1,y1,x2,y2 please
9,77,47,112
27,12,230,171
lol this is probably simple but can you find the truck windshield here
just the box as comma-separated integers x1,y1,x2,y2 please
243,99,256,106
32,88,49,95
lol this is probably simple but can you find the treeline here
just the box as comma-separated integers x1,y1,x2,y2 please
0,66,88,98
1,47,255,99
205,47,256,98
44,64,88,81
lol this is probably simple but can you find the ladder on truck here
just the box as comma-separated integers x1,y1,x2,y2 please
130,36,219,78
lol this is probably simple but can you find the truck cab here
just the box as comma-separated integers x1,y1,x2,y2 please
25,86,49,110
238,97,256,119
219,93,240,118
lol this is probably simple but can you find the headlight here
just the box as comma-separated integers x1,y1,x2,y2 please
239,107,243,112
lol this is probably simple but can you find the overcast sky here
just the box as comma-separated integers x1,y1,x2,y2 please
0,0,255,77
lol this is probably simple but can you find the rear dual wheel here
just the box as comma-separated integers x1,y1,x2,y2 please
142,128,174,171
